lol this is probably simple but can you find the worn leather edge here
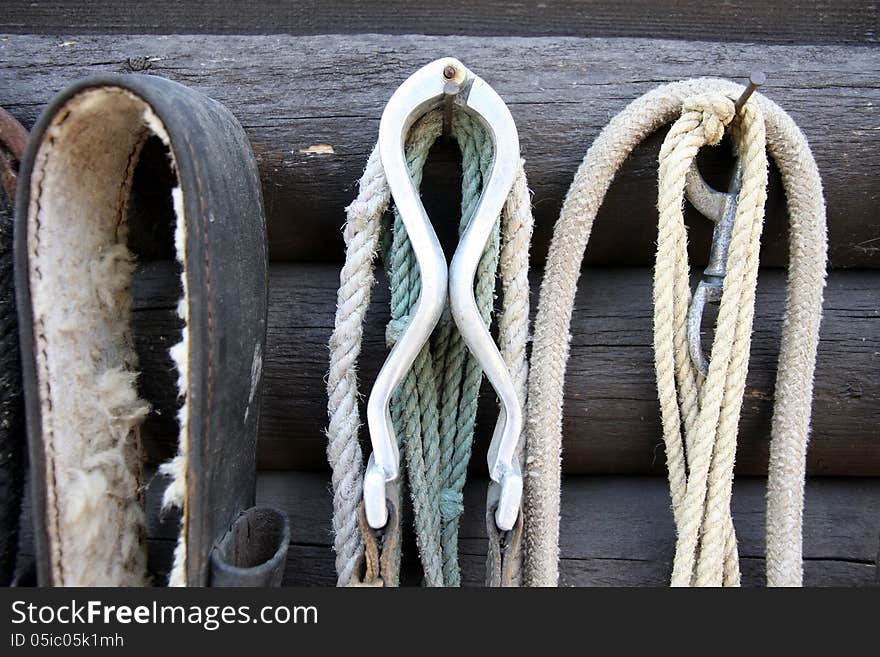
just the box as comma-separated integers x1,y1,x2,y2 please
0,108,27,584
209,506,290,587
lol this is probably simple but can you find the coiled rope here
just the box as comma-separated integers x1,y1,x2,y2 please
327,108,533,586
655,93,766,586
525,79,826,587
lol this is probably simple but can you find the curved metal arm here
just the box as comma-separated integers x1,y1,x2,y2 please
364,59,459,529
448,77,522,532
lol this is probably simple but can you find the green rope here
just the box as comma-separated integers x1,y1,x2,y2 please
382,108,499,586
433,112,498,586
386,116,445,586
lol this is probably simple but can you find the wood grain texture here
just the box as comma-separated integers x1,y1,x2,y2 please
1,1,876,45
273,472,880,586
129,262,880,476
0,34,877,267
19,471,877,586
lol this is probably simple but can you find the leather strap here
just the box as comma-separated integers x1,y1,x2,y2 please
210,507,290,587
485,483,524,587
15,74,278,586
0,107,27,585
351,483,402,587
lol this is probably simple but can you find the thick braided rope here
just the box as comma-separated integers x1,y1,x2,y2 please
325,114,448,586
524,78,826,587
326,144,390,586
655,94,768,586
495,163,533,585
697,116,766,587
327,107,533,586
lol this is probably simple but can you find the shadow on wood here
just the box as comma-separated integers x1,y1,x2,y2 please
16,471,879,586
130,262,880,476
0,34,877,267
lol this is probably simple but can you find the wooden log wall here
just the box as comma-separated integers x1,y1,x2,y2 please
3,1,878,585
129,263,879,476
2,1,876,45
0,34,878,268
14,472,880,586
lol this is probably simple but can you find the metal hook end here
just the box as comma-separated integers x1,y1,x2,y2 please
364,455,389,529
494,470,523,531
734,71,766,115
684,150,745,375
687,282,712,377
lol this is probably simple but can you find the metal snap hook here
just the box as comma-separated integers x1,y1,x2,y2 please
684,72,764,376
363,58,523,532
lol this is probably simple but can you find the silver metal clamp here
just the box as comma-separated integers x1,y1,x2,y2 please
363,58,523,533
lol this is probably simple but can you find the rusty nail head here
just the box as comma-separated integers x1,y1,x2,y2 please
735,71,766,114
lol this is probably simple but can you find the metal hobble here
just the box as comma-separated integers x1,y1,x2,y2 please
365,58,524,570
327,58,533,587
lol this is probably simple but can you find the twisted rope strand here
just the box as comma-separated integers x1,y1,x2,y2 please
656,94,768,587
326,145,389,586
434,112,498,586
387,115,445,585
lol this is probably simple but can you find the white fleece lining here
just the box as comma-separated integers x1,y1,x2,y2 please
160,185,189,587
27,88,189,586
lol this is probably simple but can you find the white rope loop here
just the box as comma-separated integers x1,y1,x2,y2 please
525,78,826,587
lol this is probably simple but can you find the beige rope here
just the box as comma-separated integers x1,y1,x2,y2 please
496,165,534,586
655,93,767,586
326,144,387,586
524,79,826,587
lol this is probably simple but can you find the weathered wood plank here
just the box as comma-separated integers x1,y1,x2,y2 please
271,472,880,587
130,263,880,476
1,1,875,46
1,34,877,267
14,471,880,586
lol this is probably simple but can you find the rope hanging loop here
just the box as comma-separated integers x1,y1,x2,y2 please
684,74,766,376
524,78,826,587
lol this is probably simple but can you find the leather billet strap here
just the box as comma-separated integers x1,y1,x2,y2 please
0,107,27,200
210,507,291,587
351,482,402,587
0,107,28,585
485,482,524,587
352,483,522,587
15,74,279,586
